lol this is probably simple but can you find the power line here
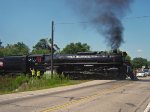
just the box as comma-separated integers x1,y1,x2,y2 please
56,21,89,25
55,15,150,25
125,15,150,19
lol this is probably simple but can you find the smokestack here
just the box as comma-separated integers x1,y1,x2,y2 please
69,0,133,49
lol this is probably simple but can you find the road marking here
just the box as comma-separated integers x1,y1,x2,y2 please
41,82,132,112
0,80,114,103
144,103,150,112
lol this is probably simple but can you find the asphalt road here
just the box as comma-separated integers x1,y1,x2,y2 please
0,77,150,112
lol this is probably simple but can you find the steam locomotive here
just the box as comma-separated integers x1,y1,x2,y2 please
0,51,128,79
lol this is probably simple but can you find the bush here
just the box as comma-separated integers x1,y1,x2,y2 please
0,74,29,93
0,73,81,94
27,73,70,90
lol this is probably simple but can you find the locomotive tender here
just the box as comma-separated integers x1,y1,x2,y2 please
0,51,128,79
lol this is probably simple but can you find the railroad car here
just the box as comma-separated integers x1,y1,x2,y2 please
0,51,128,79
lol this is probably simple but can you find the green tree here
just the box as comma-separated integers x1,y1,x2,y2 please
61,42,90,54
131,57,148,69
125,55,131,62
0,48,5,57
33,39,49,50
0,40,4,56
148,61,150,66
3,42,29,56
32,39,50,54
32,38,60,54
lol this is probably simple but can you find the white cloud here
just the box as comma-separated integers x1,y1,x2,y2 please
137,49,142,52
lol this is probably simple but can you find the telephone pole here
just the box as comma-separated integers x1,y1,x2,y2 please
51,21,54,75
0,40,2,48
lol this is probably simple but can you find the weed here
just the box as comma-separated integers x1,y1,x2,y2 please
0,73,84,94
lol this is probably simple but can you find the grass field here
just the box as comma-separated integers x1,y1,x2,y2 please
0,73,86,95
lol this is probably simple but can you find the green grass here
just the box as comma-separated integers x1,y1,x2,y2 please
0,73,87,94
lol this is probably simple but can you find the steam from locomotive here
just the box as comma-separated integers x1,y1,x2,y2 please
69,0,133,49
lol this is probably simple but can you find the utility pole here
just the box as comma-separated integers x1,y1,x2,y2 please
0,40,2,48
51,21,54,76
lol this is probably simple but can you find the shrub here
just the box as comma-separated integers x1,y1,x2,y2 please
0,73,82,94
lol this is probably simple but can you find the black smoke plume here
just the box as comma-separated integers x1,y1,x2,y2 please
69,0,133,49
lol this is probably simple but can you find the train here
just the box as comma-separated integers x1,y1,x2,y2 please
0,50,129,79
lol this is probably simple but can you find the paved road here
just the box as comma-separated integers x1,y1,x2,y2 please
0,77,150,112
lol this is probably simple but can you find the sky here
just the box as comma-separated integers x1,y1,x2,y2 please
0,0,150,60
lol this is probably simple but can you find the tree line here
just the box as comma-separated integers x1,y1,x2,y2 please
0,38,90,56
0,39,149,69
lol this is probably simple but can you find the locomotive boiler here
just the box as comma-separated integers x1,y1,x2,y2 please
52,51,127,79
